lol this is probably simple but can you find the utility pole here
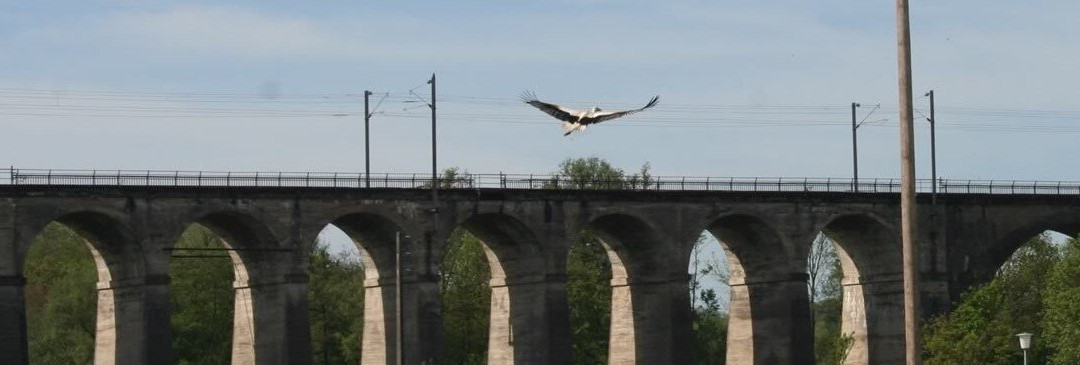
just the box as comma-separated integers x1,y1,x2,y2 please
428,73,437,202
925,90,937,205
896,0,921,364
364,90,373,188
851,102,861,192
395,231,403,365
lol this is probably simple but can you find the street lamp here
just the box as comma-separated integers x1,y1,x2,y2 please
1017,332,1033,365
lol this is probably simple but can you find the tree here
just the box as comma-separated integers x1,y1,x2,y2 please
440,227,491,364
807,234,852,365
688,235,729,363
308,241,365,364
170,225,236,364
555,157,655,364
567,231,612,364
24,223,97,364
923,234,1062,364
1040,236,1080,364
807,234,839,305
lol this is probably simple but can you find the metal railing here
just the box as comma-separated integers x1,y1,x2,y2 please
2,168,1079,195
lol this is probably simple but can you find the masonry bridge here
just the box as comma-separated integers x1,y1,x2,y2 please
1,170,1078,365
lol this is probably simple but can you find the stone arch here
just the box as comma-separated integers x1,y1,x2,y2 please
169,208,306,364
189,211,289,283
707,213,791,278
707,212,812,364
17,209,145,281
986,215,1080,280
818,213,904,365
584,212,686,364
459,213,546,282
317,211,416,364
17,209,150,364
586,213,667,281
451,212,550,364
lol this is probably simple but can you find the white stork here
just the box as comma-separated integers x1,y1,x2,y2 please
521,91,659,136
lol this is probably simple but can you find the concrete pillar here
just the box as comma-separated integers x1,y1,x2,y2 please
93,275,172,364
608,280,635,364
842,275,905,365
0,200,27,364
360,276,443,365
487,275,572,365
361,277,393,365
231,274,311,365
610,275,694,364
728,274,814,364
0,275,28,365
404,277,443,365
725,282,753,364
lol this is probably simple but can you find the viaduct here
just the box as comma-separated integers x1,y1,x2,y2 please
1,171,1078,364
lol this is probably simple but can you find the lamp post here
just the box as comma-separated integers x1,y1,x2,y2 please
1017,332,1033,365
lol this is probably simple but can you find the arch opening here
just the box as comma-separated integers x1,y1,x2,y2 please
308,224,365,364
565,228,614,364
704,213,809,364
924,228,1080,364
20,211,146,364
818,214,903,365
687,231,734,364
311,212,412,364
439,213,547,364
169,223,237,364
439,226,492,364
582,213,692,364
23,222,103,363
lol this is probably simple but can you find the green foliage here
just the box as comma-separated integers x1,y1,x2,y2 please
693,295,728,364
689,235,729,364
1042,238,1080,364
309,242,365,364
814,297,851,365
24,223,97,364
557,157,636,363
924,234,1063,364
567,232,612,364
440,228,491,364
811,237,849,365
435,167,473,188
553,157,653,190
170,225,236,365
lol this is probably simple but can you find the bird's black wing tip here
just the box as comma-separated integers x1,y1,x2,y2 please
520,90,538,103
645,95,660,108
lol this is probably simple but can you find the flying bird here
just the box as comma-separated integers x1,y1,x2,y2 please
521,91,659,136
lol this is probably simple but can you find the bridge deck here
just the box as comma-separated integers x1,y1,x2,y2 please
2,168,1079,196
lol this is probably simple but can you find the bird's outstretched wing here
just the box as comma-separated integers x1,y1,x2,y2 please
589,95,660,124
521,91,581,123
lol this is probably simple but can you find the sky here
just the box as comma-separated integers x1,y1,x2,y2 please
2,0,1078,182
3,0,1077,308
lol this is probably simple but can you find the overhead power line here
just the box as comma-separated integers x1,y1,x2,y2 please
2,87,1080,134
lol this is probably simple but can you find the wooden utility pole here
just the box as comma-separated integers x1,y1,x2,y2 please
896,0,921,363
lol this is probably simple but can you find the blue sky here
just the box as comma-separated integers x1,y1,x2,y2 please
4,0,1077,307
2,1,1078,181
